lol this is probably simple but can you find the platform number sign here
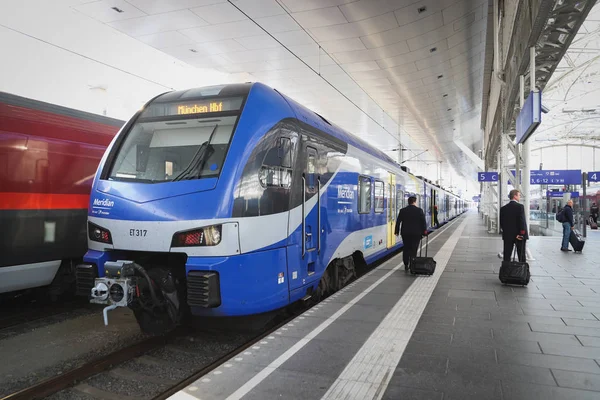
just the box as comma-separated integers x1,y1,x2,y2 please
589,172,600,182
478,172,498,182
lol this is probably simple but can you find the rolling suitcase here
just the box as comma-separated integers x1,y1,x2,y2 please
569,229,585,253
499,241,530,286
410,234,436,276
588,216,597,230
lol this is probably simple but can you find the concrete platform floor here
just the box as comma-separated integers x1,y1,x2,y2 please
171,211,600,400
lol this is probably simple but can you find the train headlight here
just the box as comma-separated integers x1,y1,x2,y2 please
206,225,221,244
171,224,222,247
88,222,113,244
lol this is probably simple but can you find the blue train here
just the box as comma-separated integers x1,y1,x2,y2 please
76,83,468,333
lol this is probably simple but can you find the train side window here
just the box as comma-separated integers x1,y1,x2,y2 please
280,137,292,168
258,166,292,188
374,180,384,213
258,134,294,189
397,189,404,211
306,146,317,193
358,176,371,213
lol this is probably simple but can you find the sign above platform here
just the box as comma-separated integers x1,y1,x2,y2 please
587,172,600,182
547,191,579,198
510,169,582,185
516,91,542,144
477,172,498,182
531,169,581,185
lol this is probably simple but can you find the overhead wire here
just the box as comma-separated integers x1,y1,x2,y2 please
226,0,426,160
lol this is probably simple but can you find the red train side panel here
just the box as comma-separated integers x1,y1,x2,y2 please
0,92,123,294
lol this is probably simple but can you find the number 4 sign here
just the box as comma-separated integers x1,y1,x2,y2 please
588,172,600,182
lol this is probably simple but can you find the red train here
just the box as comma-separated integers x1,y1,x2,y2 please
0,92,123,297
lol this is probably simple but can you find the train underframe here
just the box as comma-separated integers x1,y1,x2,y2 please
78,250,364,335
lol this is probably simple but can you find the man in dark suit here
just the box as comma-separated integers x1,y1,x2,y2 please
395,196,428,270
499,189,528,262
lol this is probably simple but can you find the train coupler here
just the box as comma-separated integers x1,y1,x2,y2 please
90,260,136,325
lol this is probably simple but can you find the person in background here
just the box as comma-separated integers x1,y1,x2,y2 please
395,196,428,271
591,202,599,224
560,199,575,252
433,205,440,228
499,189,528,262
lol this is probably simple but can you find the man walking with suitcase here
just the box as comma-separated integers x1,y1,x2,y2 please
395,196,428,271
560,199,575,252
499,189,528,262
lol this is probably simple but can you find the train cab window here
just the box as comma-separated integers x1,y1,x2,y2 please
108,115,238,183
358,176,371,213
374,180,384,213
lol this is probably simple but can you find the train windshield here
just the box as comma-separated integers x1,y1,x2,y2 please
107,115,238,183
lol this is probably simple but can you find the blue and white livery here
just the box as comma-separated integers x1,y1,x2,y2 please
76,83,467,333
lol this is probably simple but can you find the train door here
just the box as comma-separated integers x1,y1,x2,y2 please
430,188,435,227
303,144,319,274
287,137,320,295
387,173,396,248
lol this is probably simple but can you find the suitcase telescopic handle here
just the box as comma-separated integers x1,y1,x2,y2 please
419,233,429,257
513,238,525,262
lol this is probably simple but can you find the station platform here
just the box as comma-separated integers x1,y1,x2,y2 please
170,212,600,400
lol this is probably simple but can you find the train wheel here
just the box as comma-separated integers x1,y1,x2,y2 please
132,268,187,335
313,271,331,303
133,307,175,335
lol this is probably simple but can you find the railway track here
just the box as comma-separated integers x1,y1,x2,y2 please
0,245,408,400
0,298,94,332
0,312,297,400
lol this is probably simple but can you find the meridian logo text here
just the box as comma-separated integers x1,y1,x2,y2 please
337,185,355,199
93,198,114,207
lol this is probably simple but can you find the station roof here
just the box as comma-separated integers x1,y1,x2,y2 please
0,0,490,194
532,3,600,148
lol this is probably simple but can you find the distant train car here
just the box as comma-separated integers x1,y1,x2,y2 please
0,92,123,296
78,83,467,333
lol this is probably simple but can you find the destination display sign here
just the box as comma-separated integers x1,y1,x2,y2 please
510,169,582,185
141,97,243,118
530,169,581,185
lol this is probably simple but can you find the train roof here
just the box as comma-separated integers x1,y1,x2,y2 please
269,84,398,167
148,83,464,199
0,91,124,127
150,82,398,168
150,83,252,103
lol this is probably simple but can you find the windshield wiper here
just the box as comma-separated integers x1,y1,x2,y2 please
108,176,157,183
171,124,218,182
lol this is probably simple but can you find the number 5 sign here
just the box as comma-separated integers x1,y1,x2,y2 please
478,172,499,182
